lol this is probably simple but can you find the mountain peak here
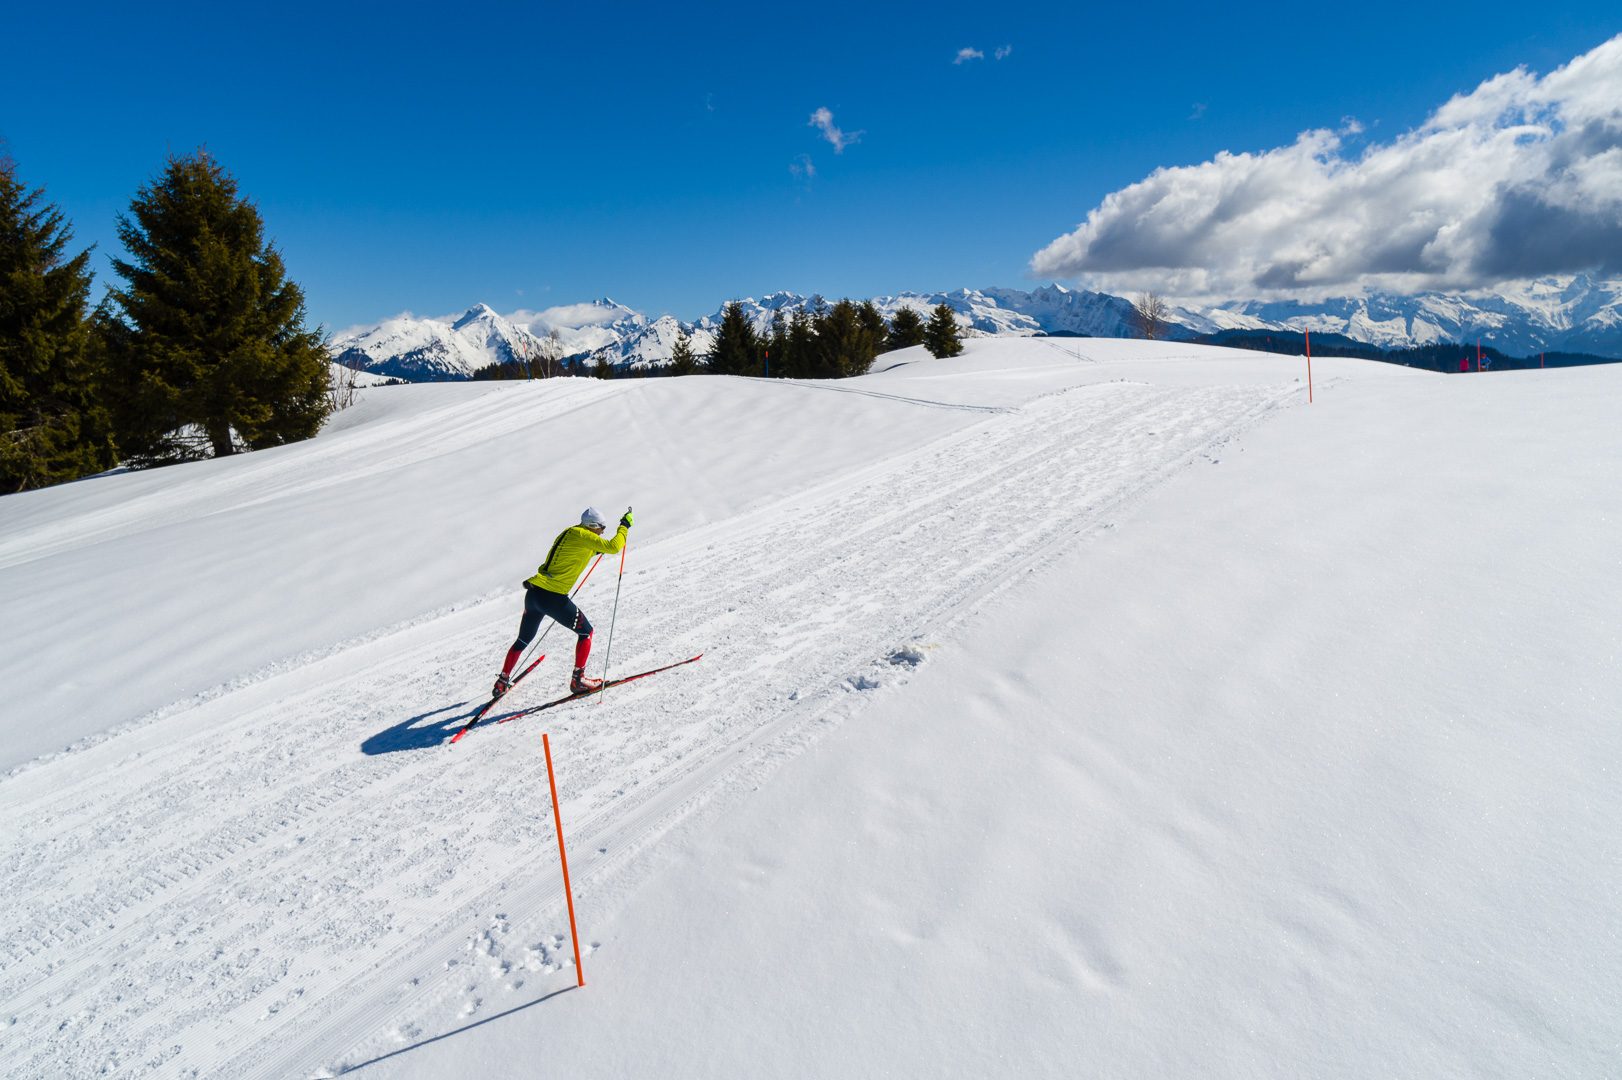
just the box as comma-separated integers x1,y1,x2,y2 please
452,303,499,330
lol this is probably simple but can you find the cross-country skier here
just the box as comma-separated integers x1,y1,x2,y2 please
494,505,632,699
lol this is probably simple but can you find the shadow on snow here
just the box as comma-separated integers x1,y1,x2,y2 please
337,985,579,1073
361,700,544,754
360,701,475,755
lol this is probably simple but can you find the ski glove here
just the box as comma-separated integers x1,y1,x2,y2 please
620,510,634,528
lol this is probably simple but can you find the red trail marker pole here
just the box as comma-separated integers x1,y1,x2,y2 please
543,733,586,987
1305,328,1313,404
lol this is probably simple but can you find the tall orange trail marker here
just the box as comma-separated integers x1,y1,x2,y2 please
1305,328,1314,404
543,733,586,987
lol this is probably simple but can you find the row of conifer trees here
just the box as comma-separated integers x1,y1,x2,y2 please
568,298,965,380
681,297,964,379
1,152,331,494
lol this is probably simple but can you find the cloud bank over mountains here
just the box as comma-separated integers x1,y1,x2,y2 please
1031,35,1622,303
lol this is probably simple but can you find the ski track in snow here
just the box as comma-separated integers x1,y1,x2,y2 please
0,378,1297,1078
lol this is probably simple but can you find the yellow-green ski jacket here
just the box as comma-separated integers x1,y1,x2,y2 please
526,524,627,593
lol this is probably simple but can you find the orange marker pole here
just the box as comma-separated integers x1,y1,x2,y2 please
543,733,586,987
1305,328,1313,404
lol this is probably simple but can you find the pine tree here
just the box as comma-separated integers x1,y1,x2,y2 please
592,351,616,379
807,303,836,378
103,151,330,463
765,309,788,378
707,301,759,375
887,305,927,351
815,299,880,378
668,328,697,375
786,307,816,379
0,158,116,493
856,301,888,366
924,303,964,358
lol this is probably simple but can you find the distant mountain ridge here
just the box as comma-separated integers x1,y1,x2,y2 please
1178,276,1622,357
329,276,1622,379
330,299,648,381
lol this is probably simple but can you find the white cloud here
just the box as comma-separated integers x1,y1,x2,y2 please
790,154,816,181
994,45,1013,61
954,47,984,65
1188,102,1207,121
1031,34,1622,301
809,107,862,154
515,302,623,329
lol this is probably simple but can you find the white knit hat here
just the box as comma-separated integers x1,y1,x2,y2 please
580,506,607,528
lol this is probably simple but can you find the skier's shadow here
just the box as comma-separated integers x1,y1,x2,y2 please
361,701,476,755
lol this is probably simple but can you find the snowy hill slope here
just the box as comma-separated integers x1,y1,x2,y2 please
2,342,1619,1078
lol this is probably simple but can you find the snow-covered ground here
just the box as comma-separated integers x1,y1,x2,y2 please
2,340,1618,1078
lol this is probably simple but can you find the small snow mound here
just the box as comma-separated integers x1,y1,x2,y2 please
848,674,882,691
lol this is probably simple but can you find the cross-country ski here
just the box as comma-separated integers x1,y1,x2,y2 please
447,651,544,744
494,654,705,725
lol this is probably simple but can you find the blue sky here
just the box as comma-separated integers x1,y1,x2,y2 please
4,1,1618,329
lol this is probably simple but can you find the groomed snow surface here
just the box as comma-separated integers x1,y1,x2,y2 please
2,339,1618,1078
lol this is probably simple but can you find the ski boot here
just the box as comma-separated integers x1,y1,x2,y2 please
570,668,603,695
492,673,513,699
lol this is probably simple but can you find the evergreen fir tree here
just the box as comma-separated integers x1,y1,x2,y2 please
887,305,927,351
707,301,759,375
855,300,888,365
816,299,880,378
786,307,816,379
592,351,616,379
103,151,330,463
668,328,698,375
765,309,788,378
807,303,835,378
924,303,964,358
0,158,116,493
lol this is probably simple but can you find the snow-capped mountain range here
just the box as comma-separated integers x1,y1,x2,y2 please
329,276,1622,379
1178,276,1622,356
328,299,652,381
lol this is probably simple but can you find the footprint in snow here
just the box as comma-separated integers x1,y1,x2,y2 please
887,645,926,668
